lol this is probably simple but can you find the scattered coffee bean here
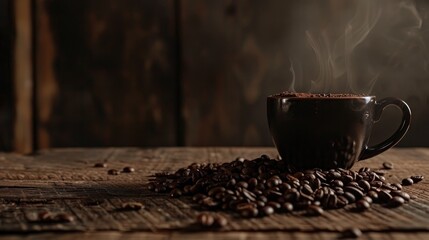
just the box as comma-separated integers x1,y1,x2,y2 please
197,213,215,227
121,202,144,211
108,169,120,175
123,166,135,173
341,227,362,238
213,214,228,227
148,155,415,218
402,178,414,186
54,213,75,223
382,162,393,170
355,199,371,212
410,175,424,184
94,163,107,168
386,196,405,208
306,205,324,216
391,191,410,201
37,211,74,223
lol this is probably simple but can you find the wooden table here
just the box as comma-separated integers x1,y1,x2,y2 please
0,148,428,239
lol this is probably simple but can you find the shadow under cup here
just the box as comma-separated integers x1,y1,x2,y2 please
267,94,411,171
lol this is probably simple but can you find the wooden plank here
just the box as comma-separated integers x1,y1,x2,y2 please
13,0,33,153
180,0,293,146
34,0,178,148
0,148,428,233
0,0,14,151
2,231,429,240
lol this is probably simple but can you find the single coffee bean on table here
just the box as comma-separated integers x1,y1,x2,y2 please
382,162,393,170
94,163,107,168
123,166,135,173
148,155,419,219
410,175,424,183
120,202,144,211
108,169,120,175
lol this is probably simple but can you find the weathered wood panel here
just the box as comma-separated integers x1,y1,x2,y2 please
13,0,33,153
0,0,14,151
34,0,178,148
180,0,293,146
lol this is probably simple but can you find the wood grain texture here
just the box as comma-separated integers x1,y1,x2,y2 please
2,231,429,240
13,0,33,153
180,0,293,146
0,147,428,236
0,0,14,151
34,0,178,148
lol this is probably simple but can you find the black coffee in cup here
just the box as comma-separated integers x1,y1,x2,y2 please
267,92,411,171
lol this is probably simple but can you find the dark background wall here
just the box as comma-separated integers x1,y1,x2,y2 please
1,0,429,153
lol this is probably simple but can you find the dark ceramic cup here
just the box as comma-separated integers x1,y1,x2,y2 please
267,94,411,171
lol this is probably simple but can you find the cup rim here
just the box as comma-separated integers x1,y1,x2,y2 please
267,93,375,100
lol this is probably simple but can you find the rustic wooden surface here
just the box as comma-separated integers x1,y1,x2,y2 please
0,147,428,239
34,0,178,148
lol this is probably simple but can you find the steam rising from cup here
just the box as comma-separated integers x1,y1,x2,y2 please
288,0,425,95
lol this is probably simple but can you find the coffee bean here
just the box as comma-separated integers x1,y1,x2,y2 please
391,191,410,201
378,190,392,203
410,175,424,183
402,178,414,186
248,178,258,188
328,171,342,179
54,213,75,223
332,180,344,188
371,181,383,188
337,196,349,208
358,180,371,192
282,202,294,212
355,199,371,211
108,169,120,175
382,162,393,170
326,194,338,209
344,186,364,200
121,202,144,210
197,213,215,227
123,166,135,173
213,214,228,227
94,163,107,168
392,183,402,190
301,184,313,195
314,189,324,200
361,196,373,204
306,205,324,216
344,192,356,203
240,207,258,218
261,206,274,216
341,228,362,238
386,196,405,208
236,181,249,189
208,187,225,197
366,191,379,202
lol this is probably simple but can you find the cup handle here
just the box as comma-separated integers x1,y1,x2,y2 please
359,97,411,161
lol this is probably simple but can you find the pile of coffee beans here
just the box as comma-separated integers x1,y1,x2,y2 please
147,155,423,218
